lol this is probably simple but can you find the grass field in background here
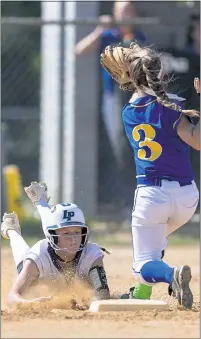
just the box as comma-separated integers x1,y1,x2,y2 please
1,232,199,248
1,215,199,248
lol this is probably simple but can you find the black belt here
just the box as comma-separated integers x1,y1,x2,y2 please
137,177,192,187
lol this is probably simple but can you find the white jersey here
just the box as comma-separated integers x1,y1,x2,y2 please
25,239,104,280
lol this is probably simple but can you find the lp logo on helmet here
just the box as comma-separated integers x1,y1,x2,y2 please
63,210,75,221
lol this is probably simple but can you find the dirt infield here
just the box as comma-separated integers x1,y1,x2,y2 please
1,244,200,338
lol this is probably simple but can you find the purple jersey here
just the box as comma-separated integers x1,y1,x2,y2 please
122,95,194,184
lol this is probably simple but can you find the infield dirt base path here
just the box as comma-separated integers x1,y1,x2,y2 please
2,245,200,338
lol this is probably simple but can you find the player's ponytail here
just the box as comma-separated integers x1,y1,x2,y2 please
126,42,200,119
142,56,199,118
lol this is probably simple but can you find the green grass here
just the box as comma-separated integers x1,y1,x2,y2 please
91,233,199,248
1,236,40,248
1,216,199,248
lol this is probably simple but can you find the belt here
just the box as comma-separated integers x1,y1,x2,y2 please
137,176,192,187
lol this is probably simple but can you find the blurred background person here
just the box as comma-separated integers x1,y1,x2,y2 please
76,1,148,215
76,1,147,151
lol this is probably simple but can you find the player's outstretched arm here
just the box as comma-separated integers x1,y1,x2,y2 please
7,259,51,306
88,257,110,300
177,78,200,151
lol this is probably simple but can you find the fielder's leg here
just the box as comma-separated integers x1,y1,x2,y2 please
132,224,193,309
130,185,193,309
121,242,167,300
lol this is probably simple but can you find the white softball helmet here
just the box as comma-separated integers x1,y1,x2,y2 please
45,203,88,252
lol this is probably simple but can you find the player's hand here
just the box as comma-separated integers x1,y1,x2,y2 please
75,303,88,311
70,299,88,310
194,77,200,94
97,15,112,29
28,296,53,303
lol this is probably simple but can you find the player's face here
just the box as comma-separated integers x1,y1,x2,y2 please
56,226,82,252
113,3,135,34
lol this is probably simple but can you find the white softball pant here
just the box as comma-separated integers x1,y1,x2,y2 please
131,180,199,284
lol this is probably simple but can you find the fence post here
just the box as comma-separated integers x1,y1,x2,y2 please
62,1,76,204
63,1,99,217
40,1,61,204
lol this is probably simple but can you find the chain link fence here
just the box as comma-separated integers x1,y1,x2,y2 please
2,21,40,180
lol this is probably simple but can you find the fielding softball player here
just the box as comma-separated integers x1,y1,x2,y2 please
100,42,200,309
1,182,110,307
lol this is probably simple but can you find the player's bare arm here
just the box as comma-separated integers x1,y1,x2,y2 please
177,77,200,151
7,259,51,305
177,116,200,151
88,256,110,300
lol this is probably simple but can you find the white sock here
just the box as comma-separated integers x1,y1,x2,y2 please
8,230,30,268
35,199,52,235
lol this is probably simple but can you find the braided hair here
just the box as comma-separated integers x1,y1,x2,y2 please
125,42,199,118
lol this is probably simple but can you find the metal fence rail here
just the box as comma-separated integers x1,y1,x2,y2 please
1,16,160,26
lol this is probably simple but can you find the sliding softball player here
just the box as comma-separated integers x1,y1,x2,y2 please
1,182,110,307
100,43,200,309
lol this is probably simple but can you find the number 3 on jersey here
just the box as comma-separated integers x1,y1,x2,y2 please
132,124,162,161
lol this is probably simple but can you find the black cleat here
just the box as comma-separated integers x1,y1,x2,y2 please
120,287,135,299
170,265,193,310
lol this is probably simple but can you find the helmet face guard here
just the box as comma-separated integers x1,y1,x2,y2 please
46,224,89,253
44,203,88,253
